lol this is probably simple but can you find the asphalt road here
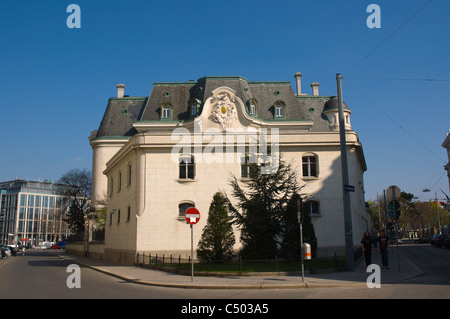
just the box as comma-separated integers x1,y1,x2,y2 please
1,243,449,302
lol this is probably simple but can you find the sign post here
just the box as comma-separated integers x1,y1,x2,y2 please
297,199,304,282
387,185,401,273
185,207,200,282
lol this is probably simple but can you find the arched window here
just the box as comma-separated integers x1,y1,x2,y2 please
302,154,318,178
179,155,195,180
178,202,195,218
304,200,320,216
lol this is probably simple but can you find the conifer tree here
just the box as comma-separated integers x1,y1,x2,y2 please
197,192,235,263
279,193,318,259
225,155,300,259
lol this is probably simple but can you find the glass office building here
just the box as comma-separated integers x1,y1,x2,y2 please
0,179,72,246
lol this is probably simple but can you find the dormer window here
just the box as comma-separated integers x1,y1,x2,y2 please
250,103,256,115
275,105,283,117
162,106,170,119
246,99,257,116
189,98,201,118
272,101,286,119
160,103,173,120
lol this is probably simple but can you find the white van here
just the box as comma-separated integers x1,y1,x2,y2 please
37,242,53,249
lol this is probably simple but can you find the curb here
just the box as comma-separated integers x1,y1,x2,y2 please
55,252,424,290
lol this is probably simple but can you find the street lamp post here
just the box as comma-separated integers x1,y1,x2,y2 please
336,73,354,271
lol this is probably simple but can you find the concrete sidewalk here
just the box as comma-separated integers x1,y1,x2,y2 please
55,248,423,290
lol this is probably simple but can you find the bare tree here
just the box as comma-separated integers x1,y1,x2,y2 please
57,168,92,234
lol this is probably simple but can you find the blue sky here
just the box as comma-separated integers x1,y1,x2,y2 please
0,0,449,202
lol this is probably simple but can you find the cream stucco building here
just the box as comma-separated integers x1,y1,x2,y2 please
89,73,370,265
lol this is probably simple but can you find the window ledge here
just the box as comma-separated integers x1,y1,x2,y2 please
176,178,197,183
239,177,253,183
302,177,319,181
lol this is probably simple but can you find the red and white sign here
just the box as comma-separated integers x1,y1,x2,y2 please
185,207,200,225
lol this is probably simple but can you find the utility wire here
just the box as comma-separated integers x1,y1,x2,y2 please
346,77,450,82
344,0,434,76
345,81,446,164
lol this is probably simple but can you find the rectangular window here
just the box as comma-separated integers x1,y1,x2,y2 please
127,206,131,221
250,103,256,115
241,157,250,178
35,196,41,207
179,156,195,179
305,200,320,216
109,178,114,196
302,156,318,177
162,106,170,119
275,105,283,118
28,195,34,207
128,164,132,186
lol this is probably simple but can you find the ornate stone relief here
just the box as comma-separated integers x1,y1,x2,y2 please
210,92,238,130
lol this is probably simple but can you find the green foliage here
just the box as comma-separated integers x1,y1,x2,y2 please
66,201,85,234
225,155,311,260
279,193,318,259
197,193,236,263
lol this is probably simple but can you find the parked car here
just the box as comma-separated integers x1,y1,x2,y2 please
415,236,433,244
444,236,450,249
0,246,12,258
6,245,18,256
389,238,403,245
431,234,441,246
434,234,449,247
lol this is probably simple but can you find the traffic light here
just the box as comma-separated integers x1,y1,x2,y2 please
388,200,401,220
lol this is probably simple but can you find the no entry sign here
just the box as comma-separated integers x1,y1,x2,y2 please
185,207,200,225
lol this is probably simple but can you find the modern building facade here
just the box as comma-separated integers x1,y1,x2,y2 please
89,73,370,265
0,179,71,246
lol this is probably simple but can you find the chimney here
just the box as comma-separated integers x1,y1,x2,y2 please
116,84,126,98
294,72,302,96
311,82,320,96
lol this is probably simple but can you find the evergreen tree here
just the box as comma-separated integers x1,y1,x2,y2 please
197,192,236,263
225,155,300,259
279,193,318,259
66,201,86,234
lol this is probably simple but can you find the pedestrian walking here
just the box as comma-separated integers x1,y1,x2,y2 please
1,248,5,259
361,231,372,267
378,230,389,269
371,227,378,249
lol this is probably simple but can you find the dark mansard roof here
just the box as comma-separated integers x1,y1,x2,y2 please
92,76,348,140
